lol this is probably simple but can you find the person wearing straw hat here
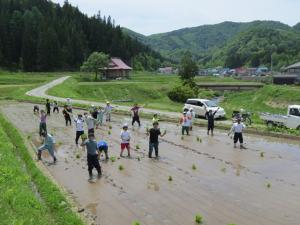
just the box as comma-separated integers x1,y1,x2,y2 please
104,101,114,122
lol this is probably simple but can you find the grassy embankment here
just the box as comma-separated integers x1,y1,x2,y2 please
48,71,254,112
0,113,84,224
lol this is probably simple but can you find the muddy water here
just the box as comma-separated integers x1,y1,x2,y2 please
1,102,300,225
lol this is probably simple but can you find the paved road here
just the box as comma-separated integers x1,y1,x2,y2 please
26,76,181,118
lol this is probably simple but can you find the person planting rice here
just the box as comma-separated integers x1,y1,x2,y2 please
205,108,219,136
97,140,109,160
147,121,166,158
53,101,59,113
120,124,131,157
228,118,246,149
180,112,190,135
84,112,96,134
81,133,102,181
131,103,144,127
45,99,51,115
37,132,57,163
38,110,47,137
74,114,85,146
33,105,39,113
62,105,72,126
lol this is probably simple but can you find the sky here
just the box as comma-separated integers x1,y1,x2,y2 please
52,0,300,35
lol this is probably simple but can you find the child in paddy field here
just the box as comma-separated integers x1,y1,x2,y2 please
62,105,72,126
120,124,131,157
228,118,246,149
33,105,39,113
37,132,57,163
104,101,115,122
74,114,85,145
84,112,96,134
46,99,51,115
39,110,47,137
96,107,105,128
53,101,59,113
97,140,109,160
147,122,166,158
81,133,102,181
131,103,144,127
180,112,190,135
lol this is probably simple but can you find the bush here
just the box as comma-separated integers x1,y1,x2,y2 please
168,84,198,103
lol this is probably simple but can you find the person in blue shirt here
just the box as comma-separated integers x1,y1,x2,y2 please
97,140,109,160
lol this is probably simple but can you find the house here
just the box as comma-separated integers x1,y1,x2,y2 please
102,58,132,79
158,67,175,75
284,62,300,74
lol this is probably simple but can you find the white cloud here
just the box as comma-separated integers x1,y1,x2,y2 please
52,0,300,35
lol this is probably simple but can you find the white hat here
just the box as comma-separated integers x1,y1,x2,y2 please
123,123,128,128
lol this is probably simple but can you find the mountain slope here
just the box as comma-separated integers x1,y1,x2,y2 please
124,20,293,61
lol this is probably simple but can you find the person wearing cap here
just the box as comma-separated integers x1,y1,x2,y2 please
37,132,57,163
74,114,85,145
228,118,246,149
205,107,220,136
180,112,190,135
104,101,114,122
147,121,166,158
120,124,131,157
81,133,102,181
97,140,109,160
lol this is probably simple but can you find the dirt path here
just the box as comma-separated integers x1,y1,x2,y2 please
2,102,300,225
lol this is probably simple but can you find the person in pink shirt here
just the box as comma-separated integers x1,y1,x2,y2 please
39,110,47,137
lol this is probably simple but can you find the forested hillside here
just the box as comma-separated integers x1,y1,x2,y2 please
0,0,162,71
124,20,300,69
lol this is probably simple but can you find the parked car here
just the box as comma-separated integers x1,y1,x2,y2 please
260,105,300,130
183,99,226,119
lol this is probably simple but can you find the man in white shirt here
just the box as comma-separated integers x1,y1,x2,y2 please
84,112,96,134
228,118,246,149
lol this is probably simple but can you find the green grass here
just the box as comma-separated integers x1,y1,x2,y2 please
0,71,60,101
0,113,84,225
222,84,300,124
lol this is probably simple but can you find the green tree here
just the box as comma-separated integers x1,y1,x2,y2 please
80,52,110,80
179,51,199,86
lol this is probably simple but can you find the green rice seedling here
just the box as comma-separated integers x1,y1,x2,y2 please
195,214,203,224
109,125,112,129
110,156,116,162
267,183,271,188
221,167,226,173
137,157,141,161
196,137,202,143
227,224,237,225
118,165,124,171
260,152,264,158
76,153,80,159
132,221,140,225
136,144,140,150
181,136,184,140
168,176,173,181
108,130,111,135
192,164,197,170
27,135,31,140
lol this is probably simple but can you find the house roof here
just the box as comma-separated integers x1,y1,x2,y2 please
108,58,132,70
285,62,300,70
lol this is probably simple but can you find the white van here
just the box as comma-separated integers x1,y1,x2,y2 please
183,98,226,119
